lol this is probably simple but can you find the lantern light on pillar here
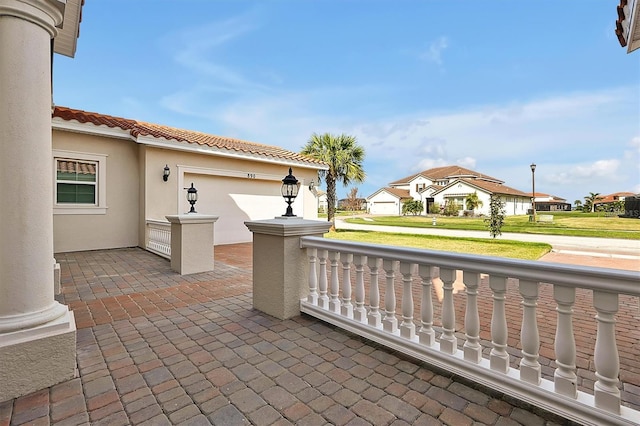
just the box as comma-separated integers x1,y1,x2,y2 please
185,183,198,213
281,167,300,217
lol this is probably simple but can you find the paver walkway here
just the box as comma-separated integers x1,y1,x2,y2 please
0,244,627,425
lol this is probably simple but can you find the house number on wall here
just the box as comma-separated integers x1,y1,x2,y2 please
247,173,256,179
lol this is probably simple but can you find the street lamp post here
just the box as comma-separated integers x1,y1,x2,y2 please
530,163,536,222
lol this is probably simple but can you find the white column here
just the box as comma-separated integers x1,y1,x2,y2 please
463,271,482,363
439,268,457,354
0,0,76,402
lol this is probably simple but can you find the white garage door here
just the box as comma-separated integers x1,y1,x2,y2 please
186,174,295,245
371,201,398,215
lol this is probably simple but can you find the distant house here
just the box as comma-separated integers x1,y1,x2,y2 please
594,192,636,211
316,190,328,213
367,165,531,216
527,193,571,212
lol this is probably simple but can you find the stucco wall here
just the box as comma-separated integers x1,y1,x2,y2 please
142,147,320,245
53,130,139,252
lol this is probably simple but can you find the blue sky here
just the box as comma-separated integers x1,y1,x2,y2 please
54,1,640,204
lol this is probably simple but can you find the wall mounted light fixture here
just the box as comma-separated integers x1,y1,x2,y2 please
163,164,170,182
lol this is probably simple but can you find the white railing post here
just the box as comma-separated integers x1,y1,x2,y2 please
382,259,398,334
307,248,318,305
318,249,329,309
367,257,382,328
463,271,482,363
593,291,621,413
519,279,541,384
439,268,457,354
329,251,341,313
418,264,436,346
490,275,509,373
399,262,416,340
146,220,172,259
554,285,578,398
340,253,354,318
353,255,368,323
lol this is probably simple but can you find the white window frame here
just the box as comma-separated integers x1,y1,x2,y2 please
53,150,107,215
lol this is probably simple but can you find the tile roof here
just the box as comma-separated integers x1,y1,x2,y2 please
595,192,636,204
52,106,326,168
389,165,503,185
435,178,528,197
373,187,412,200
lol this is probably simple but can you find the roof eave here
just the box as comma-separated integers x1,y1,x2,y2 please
53,0,83,58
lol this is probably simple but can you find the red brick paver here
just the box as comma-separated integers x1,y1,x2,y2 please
0,244,615,425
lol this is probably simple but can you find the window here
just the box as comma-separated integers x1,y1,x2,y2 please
56,159,97,204
53,150,107,214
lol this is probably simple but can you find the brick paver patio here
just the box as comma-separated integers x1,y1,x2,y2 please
0,244,617,425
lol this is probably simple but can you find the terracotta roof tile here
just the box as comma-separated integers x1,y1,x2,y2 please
383,187,412,199
53,106,325,167
389,165,503,185
457,178,528,197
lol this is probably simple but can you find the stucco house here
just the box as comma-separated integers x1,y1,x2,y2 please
52,106,327,253
527,193,572,212
367,165,531,216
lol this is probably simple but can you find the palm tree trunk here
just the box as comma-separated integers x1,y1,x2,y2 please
326,174,337,228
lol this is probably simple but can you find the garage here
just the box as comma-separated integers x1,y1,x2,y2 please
371,201,398,215
185,173,306,245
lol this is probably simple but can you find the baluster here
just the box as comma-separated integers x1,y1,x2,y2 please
329,251,341,313
553,285,577,398
463,271,481,363
439,268,457,354
399,262,416,340
367,257,382,328
418,264,435,346
519,279,541,384
593,291,620,413
353,255,367,323
307,248,318,305
317,249,329,309
340,253,354,318
382,259,398,334
489,276,509,373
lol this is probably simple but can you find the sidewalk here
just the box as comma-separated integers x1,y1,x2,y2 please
335,218,640,272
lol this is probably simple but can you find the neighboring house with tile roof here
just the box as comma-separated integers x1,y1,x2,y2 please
367,166,531,216
52,106,327,252
593,192,636,211
526,193,572,212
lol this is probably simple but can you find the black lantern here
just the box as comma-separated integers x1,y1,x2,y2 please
185,183,198,213
163,164,170,181
281,167,300,217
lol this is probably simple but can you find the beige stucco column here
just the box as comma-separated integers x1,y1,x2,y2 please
245,217,332,320
166,214,219,275
0,0,76,402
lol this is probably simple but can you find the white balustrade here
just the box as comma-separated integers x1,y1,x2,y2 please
146,220,171,259
300,236,640,426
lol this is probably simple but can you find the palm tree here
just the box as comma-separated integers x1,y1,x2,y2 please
465,192,483,213
301,133,365,226
573,199,582,211
584,192,601,213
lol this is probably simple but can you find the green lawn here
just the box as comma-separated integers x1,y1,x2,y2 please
325,230,552,260
344,211,640,240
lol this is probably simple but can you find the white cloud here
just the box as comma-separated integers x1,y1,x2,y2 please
420,36,449,65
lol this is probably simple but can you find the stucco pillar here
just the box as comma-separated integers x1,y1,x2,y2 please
245,217,332,320
166,214,219,275
0,0,76,402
